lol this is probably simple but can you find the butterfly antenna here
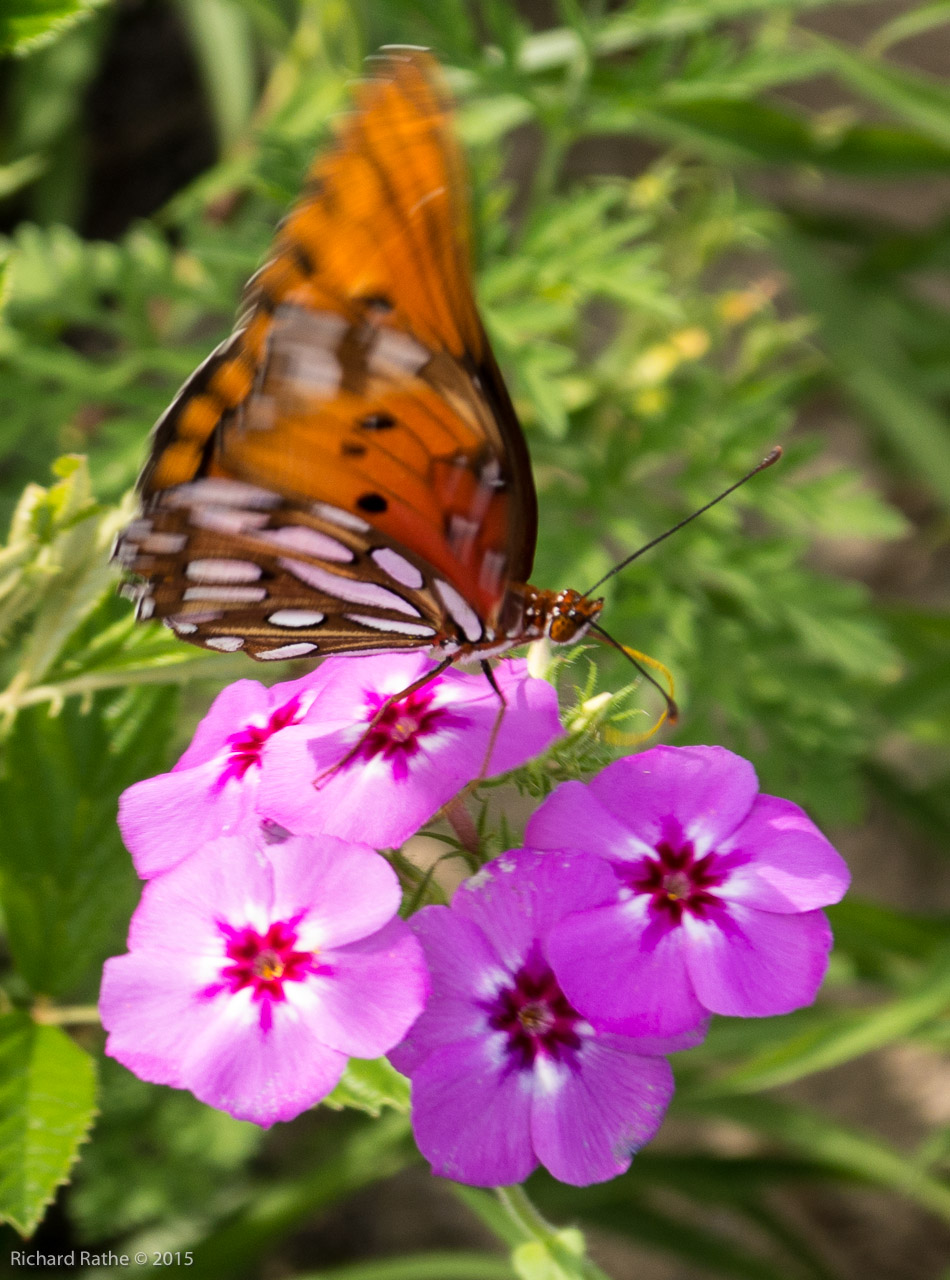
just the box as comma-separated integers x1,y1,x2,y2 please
591,624,679,724
583,446,782,596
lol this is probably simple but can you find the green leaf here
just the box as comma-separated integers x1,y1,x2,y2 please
682,1094,950,1225
866,2,950,57
629,99,950,174
323,1058,410,1117
292,1255,516,1280
817,37,950,148
0,1011,96,1236
779,232,950,511
0,0,108,56
700,948,950,1093
187,1113,415,1280
0,457,131,698
535,1181,793,1280
173,0,258,151
0,684,178,997
517,0,874,71
0,155,47,200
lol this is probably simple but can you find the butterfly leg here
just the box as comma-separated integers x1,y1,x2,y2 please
473,659,508,784
312,654,458,790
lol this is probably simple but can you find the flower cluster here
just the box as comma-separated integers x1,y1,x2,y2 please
103,655,561,1125
103,653,849,1187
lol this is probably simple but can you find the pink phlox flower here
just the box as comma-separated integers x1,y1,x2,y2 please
119,655,561,874
389,848,704,1188
118,670,329,877
100,830,428,1127
527,745,851,1037
258,653,563,848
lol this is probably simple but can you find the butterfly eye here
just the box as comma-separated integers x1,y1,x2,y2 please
549,615,581,644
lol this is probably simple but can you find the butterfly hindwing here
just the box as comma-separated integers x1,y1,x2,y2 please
120,48,538,658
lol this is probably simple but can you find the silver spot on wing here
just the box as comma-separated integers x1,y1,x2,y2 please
267,609,326,628
434,580,482,642
371,547,424,589
257,641,319,660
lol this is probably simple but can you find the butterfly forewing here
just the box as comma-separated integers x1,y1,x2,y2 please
119,48,538,661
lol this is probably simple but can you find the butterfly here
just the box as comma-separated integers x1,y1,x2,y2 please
114,46,609,684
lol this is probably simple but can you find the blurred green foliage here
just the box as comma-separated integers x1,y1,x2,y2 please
0,1,949,1277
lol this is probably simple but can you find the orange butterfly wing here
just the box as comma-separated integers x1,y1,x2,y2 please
118,48,537,660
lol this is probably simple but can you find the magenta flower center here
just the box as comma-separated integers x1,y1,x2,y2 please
207,918,327,1030
484,948,583,1072
631,839,729,923
356,686,465,781
220,695,307,784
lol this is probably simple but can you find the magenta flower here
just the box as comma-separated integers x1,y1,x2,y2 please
118,669,332,877
100,830,428,1126
119,655,561,876
257,654,562,849
527,746,850,1037
390,849,703,1187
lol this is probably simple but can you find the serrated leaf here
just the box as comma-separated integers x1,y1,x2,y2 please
0,1011,96,1236
0,0,107,56
0,685,178,997
323,1057,410,1117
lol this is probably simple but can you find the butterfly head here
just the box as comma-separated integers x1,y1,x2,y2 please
544,589,604,646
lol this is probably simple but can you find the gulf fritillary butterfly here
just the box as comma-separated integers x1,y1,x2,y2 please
114,47,605,674
115,47,777,710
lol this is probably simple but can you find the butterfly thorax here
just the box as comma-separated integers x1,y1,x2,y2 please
479,586,604,655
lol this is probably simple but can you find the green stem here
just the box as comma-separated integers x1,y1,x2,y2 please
495,1183,556,1241
32,1003,101,1026
443,795,480,856
497,1185,613,1279
0,653,249,717
454,1183,613,1280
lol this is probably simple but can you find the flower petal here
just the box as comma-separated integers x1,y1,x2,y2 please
390,906,505,1076
481,660,563,775
268,835,401,948
590,746,758,854
684,904,833,1017
450,850,617,974
173,679,270,771
548,899,706,1037
118,762,257,878
525,780,654,862
268,727,480,848
531,1038,674,1185
718,795,851,913
258,657,561,848
180,987,347,1126
124,833,275,953
100,952,211,1088
308,919,428,1058
408,1040,537,1186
